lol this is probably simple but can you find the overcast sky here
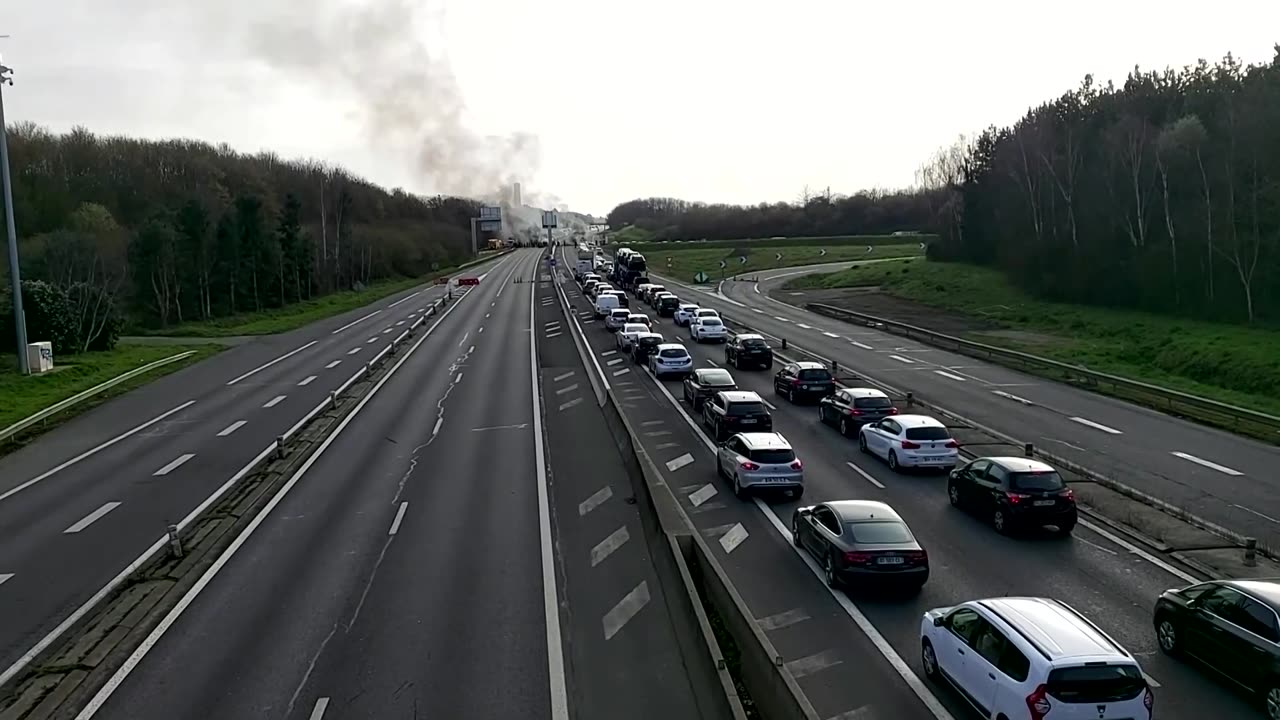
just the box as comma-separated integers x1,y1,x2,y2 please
5,1,1278,215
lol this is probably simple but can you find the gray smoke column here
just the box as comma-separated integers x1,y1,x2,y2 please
176,0,541,199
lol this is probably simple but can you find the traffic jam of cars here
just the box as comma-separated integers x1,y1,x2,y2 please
575,248,1274,720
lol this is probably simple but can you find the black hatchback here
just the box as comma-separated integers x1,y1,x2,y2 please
947,456,1077,535
632,333,664,364
774,362,835,403
683,367,738,410
656,295,681,317
725,333,773,370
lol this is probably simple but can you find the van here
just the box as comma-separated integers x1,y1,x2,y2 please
594,292,621,317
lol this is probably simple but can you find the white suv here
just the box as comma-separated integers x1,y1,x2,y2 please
920,596,1153,720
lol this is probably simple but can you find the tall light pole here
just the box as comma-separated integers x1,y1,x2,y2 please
0,54,28,374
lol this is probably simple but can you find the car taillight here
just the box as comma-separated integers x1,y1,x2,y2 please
791,378,803,385
887,407,899,415
901,440,920,449
1005,491,1032,504
848,408,862,416
1143,686,1154,713
740,461,759,471
1026,684,1051,720
844,552,870,564
944,440,958,448
1061,488,1075,501
789,460,803,470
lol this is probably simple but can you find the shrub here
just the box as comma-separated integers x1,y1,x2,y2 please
0,280,79,355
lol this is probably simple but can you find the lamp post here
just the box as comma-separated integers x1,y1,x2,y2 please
0,56,28,375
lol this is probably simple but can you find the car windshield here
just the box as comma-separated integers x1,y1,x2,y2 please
1046,665,1146,703
749,448,795,464
658,348,687,358
700,369,734,386
904,426,950,441
853,396,892,409
798,369,831,381
847,521,913,544
727,401,766,416
741,339,768,349
1010,471,1066,491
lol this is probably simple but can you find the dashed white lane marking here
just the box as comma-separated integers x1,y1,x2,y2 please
1070,416,1123,435
579,486,613,516
774,316,789,322
388,502,409,535
786,649,843,679
796,323,813,330
559,398,584,411
380,327,392,334
387,290,419,308
553,371,575,382
432,418,444,436
0,574,14,587
331,310,380,334
612,368,631,377
455,372,464,383
64,502,122,534
851,341,873,350
992,390,1035,405
324,360,341,369
217,421,247,437
555,384,579,395
606,358,624,367
822,331,840,338
479,326,485,334
752,307,763,313
366,336,379,344
665,453,695,472
347,347,362,355
1233,504,1280,525
654,442,680,450
688,484,717,507
645,430,672,437
846,462,885,489
934,370,966,382
263,395,287,408
601,350,617,356
757,608,809,631
889,354,916,364
641,420,664,426
602,581,650,640
468,345,475,354
826,706,875,720
706,359,719,367
459,331,470,347
547,331,563,338
154,454,196,476
719,523,749,553
395,320,405,327
1170,451,1243,476
297,375,317,386
485,313,491,318
590,526,630,567
308,697,331,720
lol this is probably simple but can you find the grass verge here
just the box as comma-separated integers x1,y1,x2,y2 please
655,243,923,282
626,234,934,255
788,259,1280,420
1,344,220,447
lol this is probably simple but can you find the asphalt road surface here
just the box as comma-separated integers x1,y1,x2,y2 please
0,253,517,683
644,258,1280,550
558,256,1261,720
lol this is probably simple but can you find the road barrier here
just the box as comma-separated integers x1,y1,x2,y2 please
804,301,1280,439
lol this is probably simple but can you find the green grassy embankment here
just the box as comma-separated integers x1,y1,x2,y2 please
653,244,924,282
624,233,934,255
787,259,1280,418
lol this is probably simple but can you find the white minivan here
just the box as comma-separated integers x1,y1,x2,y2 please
594,292,621,317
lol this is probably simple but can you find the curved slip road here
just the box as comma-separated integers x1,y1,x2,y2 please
560,263,1260,720
0,252,520,683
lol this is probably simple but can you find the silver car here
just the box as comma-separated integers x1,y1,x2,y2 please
716,432,804,499
605,308,631,331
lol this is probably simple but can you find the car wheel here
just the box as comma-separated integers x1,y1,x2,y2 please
792,520,802,547
1262,684,1280,720
993,509,1010,534
921,640,940,681
888,451,900,472
858,433,869,454
839,417,850,436
1055,522,1076,537
1156,615,1179,656
824,553,840,589
732,474,745,499
948,482,962,508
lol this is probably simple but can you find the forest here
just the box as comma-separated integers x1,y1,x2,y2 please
0,124,482,354
922,48,1280,325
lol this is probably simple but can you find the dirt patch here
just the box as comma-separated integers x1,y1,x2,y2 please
774,286,1000,337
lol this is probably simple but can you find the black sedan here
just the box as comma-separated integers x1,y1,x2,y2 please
683,367,738,410
724,333,773,370
791,500,928,592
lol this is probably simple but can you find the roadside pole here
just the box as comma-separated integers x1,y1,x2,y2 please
0,59,28,375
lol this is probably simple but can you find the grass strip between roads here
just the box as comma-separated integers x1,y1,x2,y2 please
655,243,923,283
788,258,1280,421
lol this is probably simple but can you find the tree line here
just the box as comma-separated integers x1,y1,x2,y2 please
922,48,1280,325
1,124,484,355
606,187,942,242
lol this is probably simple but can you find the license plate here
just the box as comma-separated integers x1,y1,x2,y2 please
1033,500,1055,507
877,557,905,565
740,419,756,424
766,477,790,483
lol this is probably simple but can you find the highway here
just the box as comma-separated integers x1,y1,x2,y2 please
74,248,713,720
0,252,517,684
648,260,1280,549
559,248,1260,719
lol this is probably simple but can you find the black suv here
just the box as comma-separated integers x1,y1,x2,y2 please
632,333,664,364
818,387,897,435
683,367,738,410
774,361,835,403
702,391,772,441
725,333,773,370
947,456,1077,535
656,295,680,317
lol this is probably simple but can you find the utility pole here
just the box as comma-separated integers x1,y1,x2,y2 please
0,54,28,375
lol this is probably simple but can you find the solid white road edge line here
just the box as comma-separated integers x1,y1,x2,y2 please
71,273,479,719
226,340,319,386
1170,451,1243,476
330,309,382,335
0,400,197,504
530,254,572,720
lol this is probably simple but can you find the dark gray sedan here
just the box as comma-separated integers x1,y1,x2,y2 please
683,367,737,410
791,500,928,592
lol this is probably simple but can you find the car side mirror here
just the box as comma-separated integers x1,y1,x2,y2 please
795,508,811,518
933,616,945,628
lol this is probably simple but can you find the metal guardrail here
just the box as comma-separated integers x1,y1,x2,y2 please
0,350,199,444
804,302,1280,437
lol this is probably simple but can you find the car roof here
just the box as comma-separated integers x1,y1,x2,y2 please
636,332,664,340
627,313,648,319
975,597,1131,662
622,323,647,330
720,390,762,402
793,361,826,370
656,343,686,351
984,457,1057,473
679,303,699,309
1225,579,1280,610
610,308,630,315
697,308,719,313
825,500,902,522
892,414,945,428
843,387,889,398
738,432,791,450
736,333,764,341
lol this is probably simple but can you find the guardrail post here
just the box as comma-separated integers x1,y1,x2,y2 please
167,524,184,559
906,391,914,407
389,339,397,356
365,362,372,377
1245,538,1258,567
781,338,788,350
1024,443,1034,457
330,390,338,410
276,436,286,460
831,360,838,376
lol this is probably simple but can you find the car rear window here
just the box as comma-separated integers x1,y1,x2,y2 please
701,319,722,327
700,369,734,385
847,521,914,544
1010,471,1066,491
749,448,795,464
639,337,661,346
904,426,951,441
742,339,769,349
611,310,629,317
1046,665,1146,703
798,369,832,381
659,349,687,358
853,396,892,409
727,401,766,416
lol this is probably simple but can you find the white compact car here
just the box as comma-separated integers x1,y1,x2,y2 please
617,323,649,351
649,343,693,377
694,308,720,323
674,304,700,326
920,596,1154,720
605,308,631,331
858,414,958,472
690,316,728,343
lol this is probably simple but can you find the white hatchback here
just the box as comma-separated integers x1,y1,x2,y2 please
674,304,700,326
649,343,693,377
617,323,649,350
857,414,958,472
605,308,631,331
690,316,728,343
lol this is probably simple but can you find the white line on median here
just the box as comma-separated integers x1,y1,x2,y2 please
297,375,317,386
559,398,584,411
556,384,579,395
1170,451,1243,476
64,502,122,534
1078,519,1197,584
226,341,319,386
846,462,885,489
889,354,916,364
330,310,381,334
603,581,651,640
606,358,623,367
388,502,409,535
263,395,287,408
553,371,575,382
822,331,840,338
591,526,631,567
455,373,464,383
688,484,717,507
347,347,362,355
217,421,247,437
665,453,695,472
153,453,195,476
579,486,613,516
934,370,966,382
1070,417,1123,435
